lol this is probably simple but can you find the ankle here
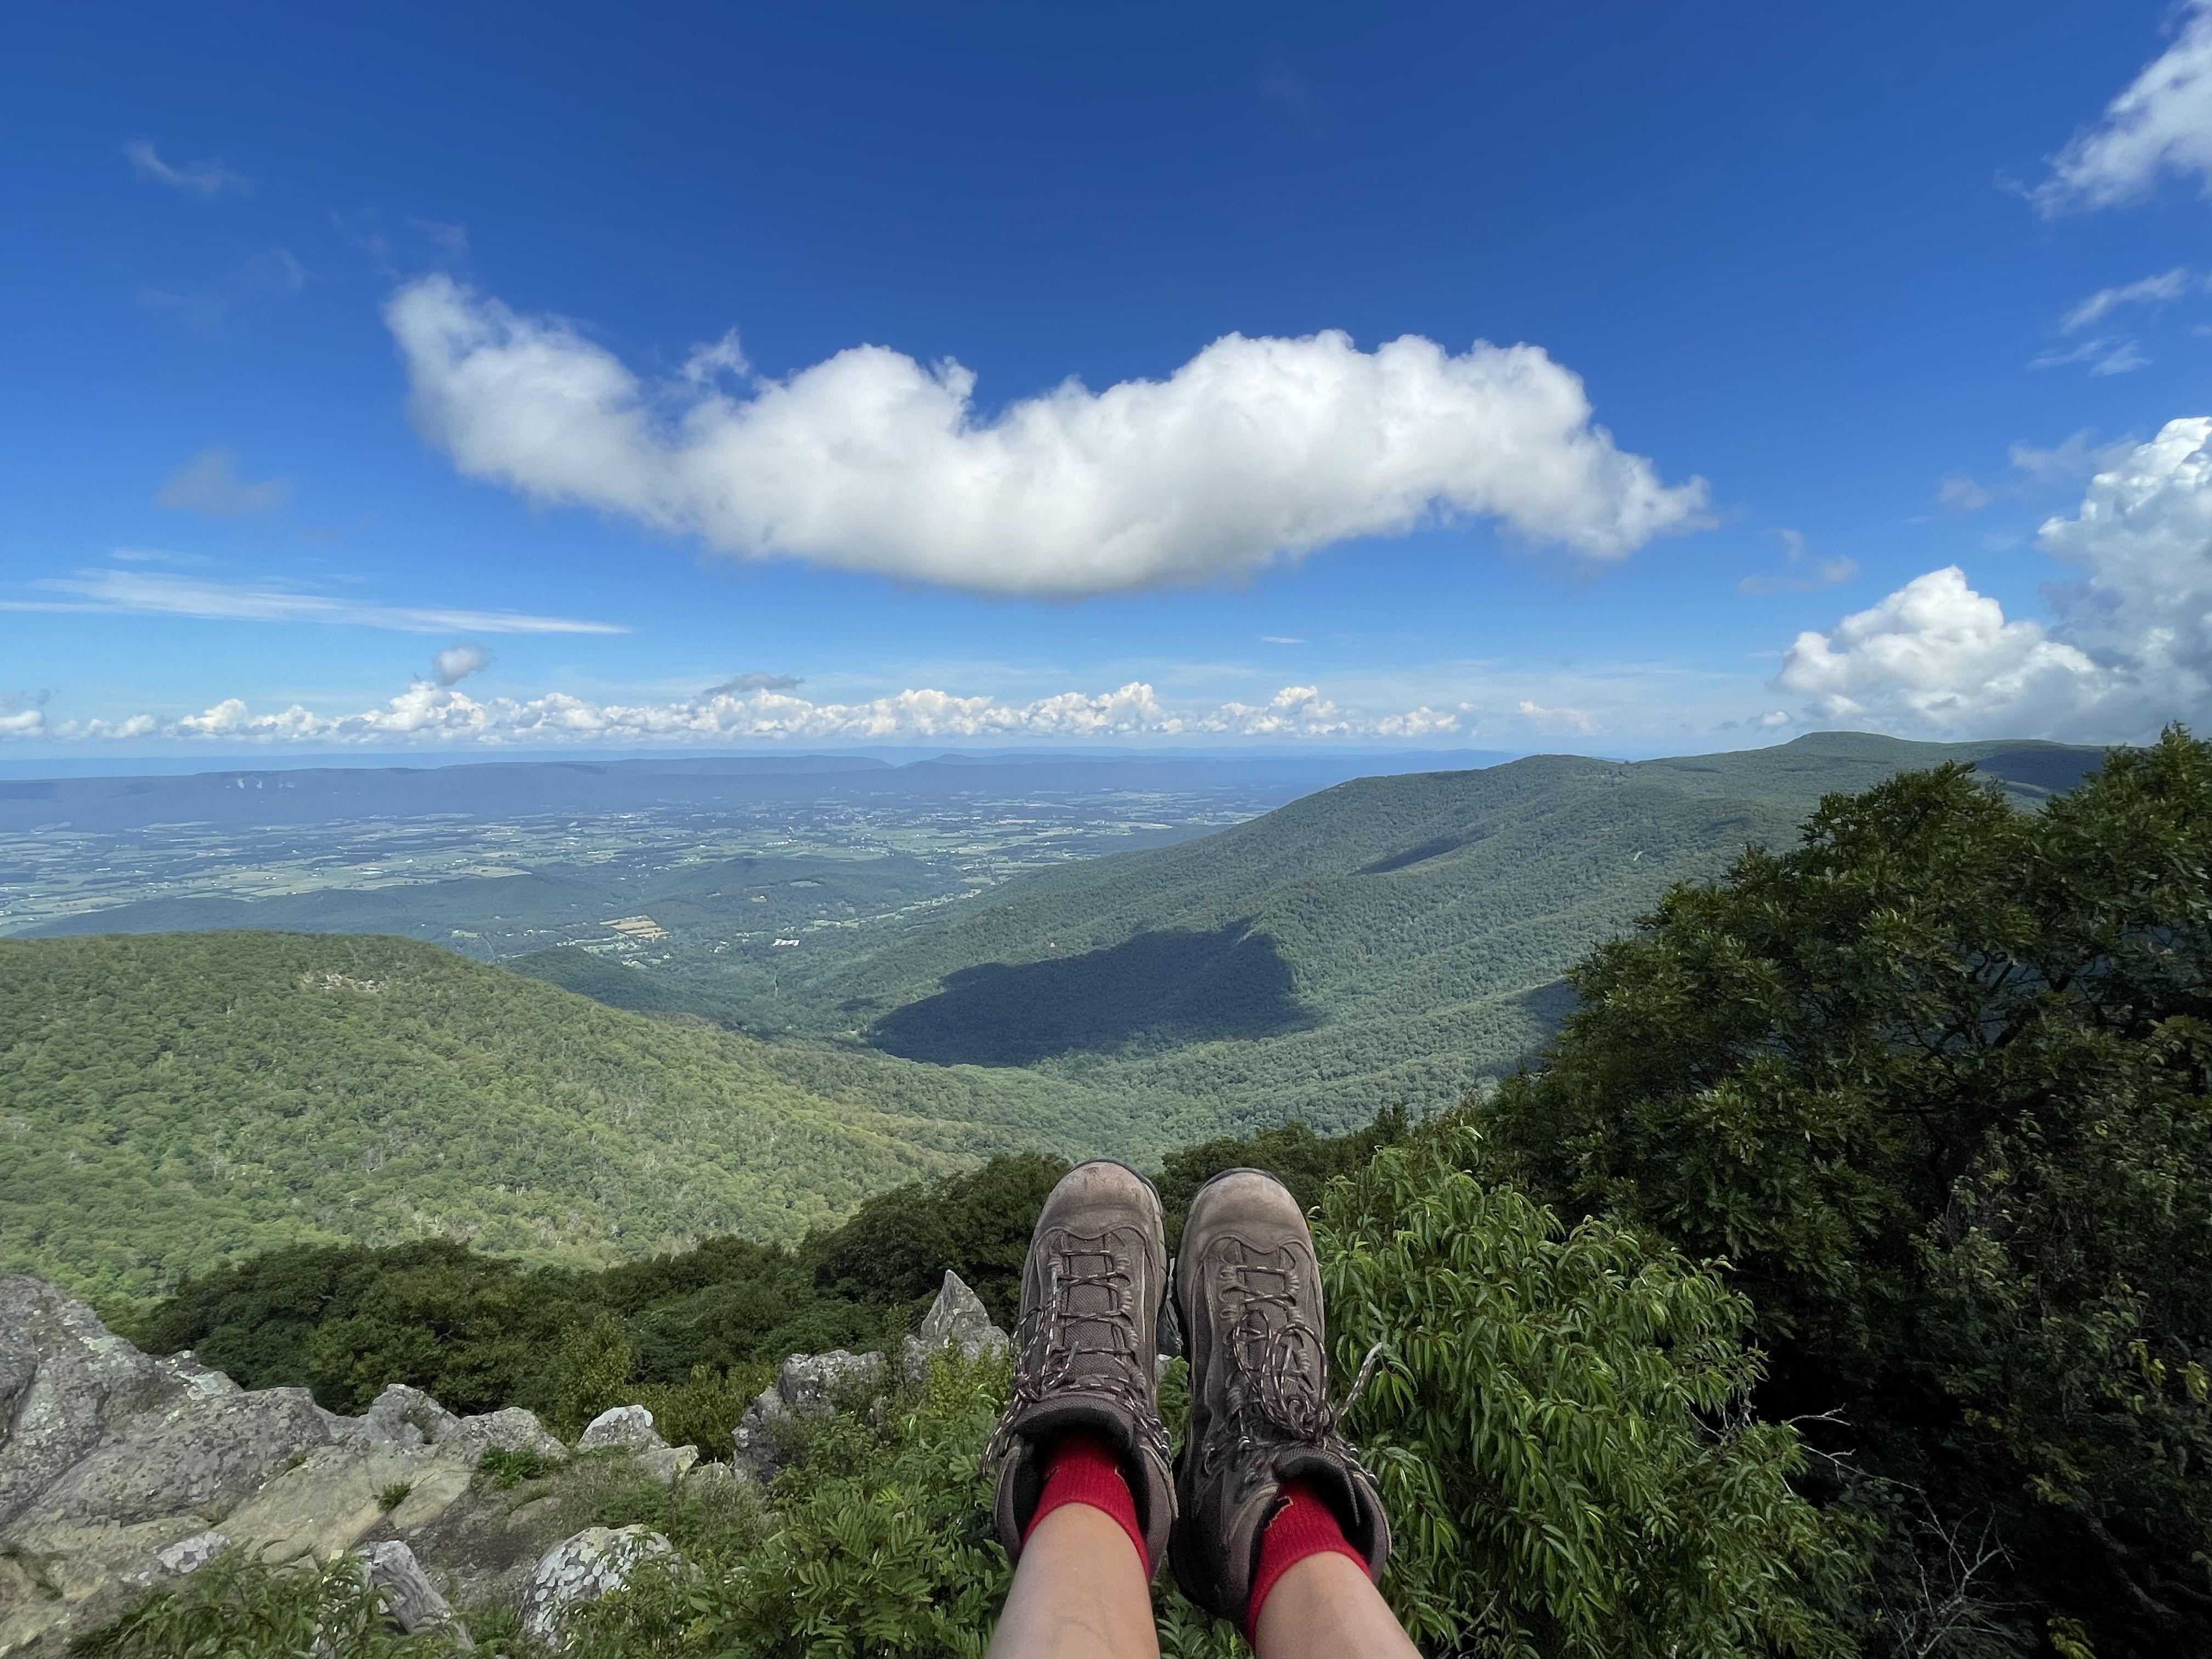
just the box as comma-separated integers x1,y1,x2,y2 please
1243,1480,1371,1641
1022,1431,1150,1574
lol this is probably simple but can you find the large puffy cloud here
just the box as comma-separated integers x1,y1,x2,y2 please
2037,2,2212,212
386,276,1708,597
32,678,1459,747
1775,417,2212,738
1774,568,2107,733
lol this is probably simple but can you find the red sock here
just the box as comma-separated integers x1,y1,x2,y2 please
1244,1480,1370,1640
1020,1431,1149,1573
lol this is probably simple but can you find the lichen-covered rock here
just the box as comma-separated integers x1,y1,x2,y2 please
360,1539,471,1644
901,1270,1011,1383
0,1275,236,1533
450,1406,566,1462
578,1404,664,1453
517,1525,673,1643
159,1529,228,1575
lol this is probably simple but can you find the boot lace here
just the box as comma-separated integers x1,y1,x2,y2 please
1215,1252,1384,1464
983,1230,1165,1472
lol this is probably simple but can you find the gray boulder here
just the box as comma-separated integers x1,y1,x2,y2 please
578,1404,664,1453
732,1348,887,1482
450,1406,567,1462
517,1525,673,1643
901,1271,1011,1384
360,1539,471,1645
349,1384,462,1449
0,1275,237,1534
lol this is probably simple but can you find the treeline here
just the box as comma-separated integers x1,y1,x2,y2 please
123,1114,1409,1440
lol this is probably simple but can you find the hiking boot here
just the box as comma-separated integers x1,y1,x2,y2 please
985,1159,1175,1575
1170,1168,1390,1623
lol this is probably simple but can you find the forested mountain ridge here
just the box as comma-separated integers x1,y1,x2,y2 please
0,932,1113,1305
798,732,2103,1128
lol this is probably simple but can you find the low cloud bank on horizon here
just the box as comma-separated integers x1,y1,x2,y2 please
386,276,1711,599
12,680,1462,747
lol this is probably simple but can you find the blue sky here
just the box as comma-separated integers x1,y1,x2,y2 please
5,1,2212,756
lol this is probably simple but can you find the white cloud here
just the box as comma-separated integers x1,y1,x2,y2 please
432,644,493,685
1775,416,2212,738
1774,568,2106,732
2029,336,2149,376
0,691,49,738
124,140,249,199
2060,267,2194,331
1939,429,2139,511
1516,699,1595,735
1738,528,1858,594
385,276,1709,599
155,448,291,516
22,678,1462,747
1,568,625,635
2037,3,2212,212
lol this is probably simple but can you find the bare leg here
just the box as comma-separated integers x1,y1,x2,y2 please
1250,1550,1420,1659
986,1502,1161,1659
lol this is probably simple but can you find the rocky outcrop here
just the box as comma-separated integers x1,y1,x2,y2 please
0,1276,580,1656
578,1404,663,1453
901,1269,1012,1383
732,1348,887,1482
0,1265,1001,1654
516,1525,673,1644
735,1271,1009,1481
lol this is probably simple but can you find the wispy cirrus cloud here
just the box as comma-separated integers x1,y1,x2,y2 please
1938,429,2138,511
141,248,305,334
2029,336,2150,377
156,449,292,517
21,678,1460,747
2035,2,2212,213
123,140,250,199
2,568,626,635
1737,528,1857,595
385,275,1709,599
2060,267,2196,331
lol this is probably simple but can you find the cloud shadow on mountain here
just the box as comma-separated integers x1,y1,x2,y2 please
868,923,1313,1066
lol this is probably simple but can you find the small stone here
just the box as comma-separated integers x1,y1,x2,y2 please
578,1404,665,1453
901,1271,1012,1384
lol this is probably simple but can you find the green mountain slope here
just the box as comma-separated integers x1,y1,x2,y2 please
798,733,2105,1130
0,932,1104,1304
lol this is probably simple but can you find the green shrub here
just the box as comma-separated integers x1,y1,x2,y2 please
1317,1129,1853,1658
376,1481,413,1512
633,1362,774,1463
551,1316,637,1439
563,1350,1012,1658
1483,731,2212,1652
72,1548,469,1657
476,1444,562,1491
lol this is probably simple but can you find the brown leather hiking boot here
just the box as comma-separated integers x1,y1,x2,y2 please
985,1159,1175,1575
1170,1167,1390,1623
